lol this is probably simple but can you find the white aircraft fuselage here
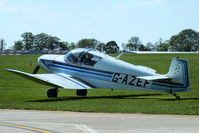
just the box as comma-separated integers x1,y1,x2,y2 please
38,48,190,93
6,48,190,99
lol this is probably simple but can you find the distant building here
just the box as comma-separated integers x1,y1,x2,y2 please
0,50,68,55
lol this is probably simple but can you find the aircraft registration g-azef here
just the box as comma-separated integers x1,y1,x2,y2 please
6,48,190,100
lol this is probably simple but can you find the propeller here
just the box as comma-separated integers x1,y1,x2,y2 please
32,65,40,74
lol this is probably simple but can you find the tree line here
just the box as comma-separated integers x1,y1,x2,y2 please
13,32,119,53
122,29,199,52
12,29,199,53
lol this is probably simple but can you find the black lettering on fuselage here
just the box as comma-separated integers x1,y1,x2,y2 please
136,79,142,87
121,75,128,84
111,73,151,88
112,73,120,82
143,80,150,87
129,76,136,85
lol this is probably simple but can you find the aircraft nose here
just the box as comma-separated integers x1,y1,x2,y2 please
38,56,42,64
37,55,45,67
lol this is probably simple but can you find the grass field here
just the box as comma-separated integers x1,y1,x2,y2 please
0,53,199,115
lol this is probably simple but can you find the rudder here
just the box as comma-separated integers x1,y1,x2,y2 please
166,57,190,91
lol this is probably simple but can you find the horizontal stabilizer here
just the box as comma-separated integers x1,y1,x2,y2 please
138,75,170,80
5,69,92,89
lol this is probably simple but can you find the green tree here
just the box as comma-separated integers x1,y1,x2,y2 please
13,40,23,50
126,36,142,51
96,43,105,52
59,41,69,50
68,42,77,50
145,42,155,51
21,32,34,50
154,38,169,51
33,33,49,51
139,44,149,51
77,38,99,48
103,41,119,53
47,36,60,50
170,29,199,51
156,40,170,51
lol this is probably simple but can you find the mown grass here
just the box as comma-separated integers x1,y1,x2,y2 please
0,53,199,115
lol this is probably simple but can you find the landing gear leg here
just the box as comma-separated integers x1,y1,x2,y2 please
47,88,59,98
171,92,181,100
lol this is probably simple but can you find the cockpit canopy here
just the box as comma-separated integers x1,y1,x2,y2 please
64,48,106,66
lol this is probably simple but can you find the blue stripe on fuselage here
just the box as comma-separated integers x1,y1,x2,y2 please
48,64,112,78
53,60,113,75
40,59,113,81
52,67,109,81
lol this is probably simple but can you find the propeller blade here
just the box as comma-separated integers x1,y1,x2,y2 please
33,65,40,74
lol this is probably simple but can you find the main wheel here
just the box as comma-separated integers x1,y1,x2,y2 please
176,96,181,100
47,88,58,98
76,89,87,96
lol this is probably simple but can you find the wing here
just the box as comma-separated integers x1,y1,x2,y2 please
5,69,92,89
127,51,196,54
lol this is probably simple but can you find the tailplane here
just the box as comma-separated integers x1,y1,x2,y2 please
166,57,190,91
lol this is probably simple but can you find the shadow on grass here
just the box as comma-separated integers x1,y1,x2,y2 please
26,94,164,102
159,98,199,101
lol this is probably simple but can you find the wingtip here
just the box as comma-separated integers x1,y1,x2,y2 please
4,68,13,71
4,68,10,71
4,69,22,73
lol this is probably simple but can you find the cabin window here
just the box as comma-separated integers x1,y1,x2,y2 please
82,53,101,66
64,48,103,66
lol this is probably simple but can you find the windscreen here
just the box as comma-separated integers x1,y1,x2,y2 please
64,48,104,66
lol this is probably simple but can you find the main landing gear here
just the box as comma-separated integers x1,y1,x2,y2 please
76,89,87,96
47,88,88,98
170,92,181,100
47,88,59,98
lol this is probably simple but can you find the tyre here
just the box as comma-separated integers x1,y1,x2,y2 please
47,88,58,98
76,89,87,96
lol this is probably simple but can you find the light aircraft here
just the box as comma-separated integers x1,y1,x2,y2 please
6,48,190,100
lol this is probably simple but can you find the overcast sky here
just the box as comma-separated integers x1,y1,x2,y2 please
0,0,199,48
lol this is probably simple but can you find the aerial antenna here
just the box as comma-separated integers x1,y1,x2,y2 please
115,50,125,59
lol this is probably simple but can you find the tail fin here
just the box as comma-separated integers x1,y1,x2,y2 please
167,57,190,91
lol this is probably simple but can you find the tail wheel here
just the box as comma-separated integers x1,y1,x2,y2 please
47,88,58,98
76,89,87,96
